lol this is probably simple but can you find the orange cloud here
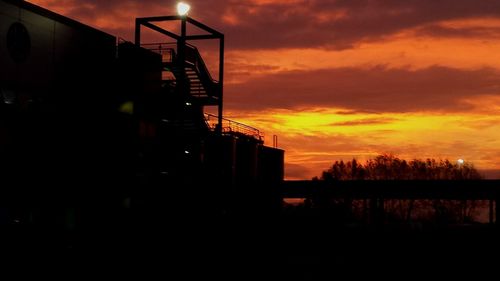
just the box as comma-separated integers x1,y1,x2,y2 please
229,107,500,179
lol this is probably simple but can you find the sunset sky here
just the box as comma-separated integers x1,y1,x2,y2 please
30,0,500,179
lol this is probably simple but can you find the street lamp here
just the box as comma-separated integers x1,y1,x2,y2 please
135,3,225,133
176,2,189,98
177,2,191,16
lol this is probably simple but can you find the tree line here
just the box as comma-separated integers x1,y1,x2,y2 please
299,154,486,225
315,154,482,181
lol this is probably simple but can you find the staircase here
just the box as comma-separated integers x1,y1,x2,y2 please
143,43,220,105
138,43,220,138
185,63,207,98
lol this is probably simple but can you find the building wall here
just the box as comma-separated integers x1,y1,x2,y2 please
0,0,116,101
1,0,54,93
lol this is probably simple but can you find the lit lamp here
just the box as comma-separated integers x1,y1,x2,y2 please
177,2,190,16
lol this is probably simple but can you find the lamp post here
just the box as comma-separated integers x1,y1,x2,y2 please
177,2,190,98
135,3,224,133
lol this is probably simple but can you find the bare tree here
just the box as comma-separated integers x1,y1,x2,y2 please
317,154,483,224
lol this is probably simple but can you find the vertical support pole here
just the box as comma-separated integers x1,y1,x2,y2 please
363,199,368,223
379,198,385,225
489,200,494,224
217,35,224,134
177,16,187,97
496,198,500,226
177,17,188,170
370,198,384,226
345,197,352,221
462,199,467,223
135,19,141,46
370,198,377,225
180,17,187,53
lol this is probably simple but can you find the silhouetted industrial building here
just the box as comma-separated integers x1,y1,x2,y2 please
0,0,284,244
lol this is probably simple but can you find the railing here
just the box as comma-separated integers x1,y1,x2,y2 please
142,43,220,98
117,37,128,45
205,113,263,141
141,42,176,63
184,43,220,99
282,180,500,225
281,180,500,199
184,43,218,83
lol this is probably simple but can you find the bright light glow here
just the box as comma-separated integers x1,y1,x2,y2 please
458,159,465,165
177,2,190,16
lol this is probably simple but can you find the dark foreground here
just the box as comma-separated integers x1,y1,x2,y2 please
4,212,500,279
3,182,500,279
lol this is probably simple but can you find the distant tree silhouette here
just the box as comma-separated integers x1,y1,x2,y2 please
318,154,482,181
314,154,483,224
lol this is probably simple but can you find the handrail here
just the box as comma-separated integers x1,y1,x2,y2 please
141,42,176,63
141,43,216,81
184,44,221,99
184,43,218,83
141,42,220,98
205,113,263,141
117,37,129,45
282,180,500,200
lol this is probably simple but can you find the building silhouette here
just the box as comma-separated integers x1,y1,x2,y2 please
0,0,284,248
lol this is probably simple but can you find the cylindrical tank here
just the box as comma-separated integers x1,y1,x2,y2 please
235,137,259,184
258,145,285,184
204,134,237,186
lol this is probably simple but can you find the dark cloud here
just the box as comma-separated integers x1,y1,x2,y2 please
334,110,381,115
225,65,500,112
215,0,500,50
285,163,312,180
31,0,500,50
225,61,281,81
415,25,500,39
